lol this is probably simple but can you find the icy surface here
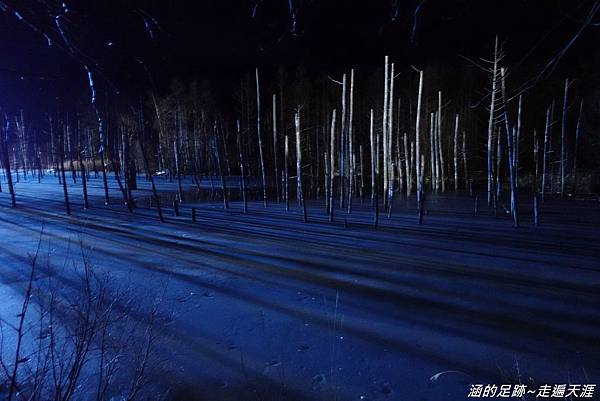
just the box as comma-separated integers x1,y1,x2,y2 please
0,174,599,400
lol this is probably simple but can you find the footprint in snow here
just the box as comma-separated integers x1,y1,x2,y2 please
311,374,326,391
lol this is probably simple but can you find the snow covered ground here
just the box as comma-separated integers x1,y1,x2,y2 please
0,173,599,400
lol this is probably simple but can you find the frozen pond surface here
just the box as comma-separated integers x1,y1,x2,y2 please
1,174,599,400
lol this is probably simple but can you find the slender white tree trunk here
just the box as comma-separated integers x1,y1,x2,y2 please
415,69,423,204
541,106,551,200
387,63,395,209
404,132,411,197
429,112,436,191
487,36,499,205
272,94,280,202
382,57,389,210
572,99,584,194
340,73,347,208
437,91,445,192
462,129,468,191
348,69,355,213
560,78,569,198
453,114,459,192
329,109,337,220
295,111,304,213
256,68,268,207
285,135,289,211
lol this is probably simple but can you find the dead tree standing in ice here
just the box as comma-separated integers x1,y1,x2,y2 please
256,68,268,207
415,68,424,210
347,69,355,214
486,37,501,206
84,67,110,206
359,144,365,202
429,113,436,191
214,121,229,210
339,73,347,209
329,109,337,221
237,120,248,213
370,109,376,207
418,156,425,225
174,109,184,203
501,68,518,227
272,94,280,202
560,78,570,198
59,122,71,215
285,135,290,211
533,129,540,226
1,117,16,207
572,99,583,194
386,63,395,212
541,106,551,200
405,132,412,197
78,120,89,209
437,91,445,192
462,129,468,191
382,58,389,211
453,114,459,192
295,111,307,222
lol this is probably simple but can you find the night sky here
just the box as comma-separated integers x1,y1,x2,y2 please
0,0,598,112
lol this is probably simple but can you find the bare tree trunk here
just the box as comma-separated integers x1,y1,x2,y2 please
325,150,330,212
382,57,389,211
515,96,522,191
462,129,468,191
496,126,502,201
572,99,583,195
340,73,347,209
295,112,302,207
285,135,290,211
433,112,440,192
534,129,540,226
415,69,423,206
347,69,355,214
560,78,569,198
404,132,411,197
387,63,395,211
359,144,365,203
501,68,518,227
138,105,163,222
59,126,71,215
487,36,499,205
173,125,184,203
272,94,280,202
99,141,110,205
236,120,248,213
79,141,89,210
295,111,307,222
429,113,436,191
541,106,551,200
418,156,425,224
1,121,16,207
453,114,459,192
329,109,337,221
214,121,229,210
437,91,446,192
256,68,268,207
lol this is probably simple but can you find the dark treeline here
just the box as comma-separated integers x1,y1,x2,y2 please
1,40,599,227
